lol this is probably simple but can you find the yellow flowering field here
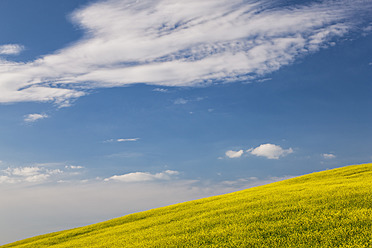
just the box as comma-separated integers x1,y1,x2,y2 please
3,163,372,247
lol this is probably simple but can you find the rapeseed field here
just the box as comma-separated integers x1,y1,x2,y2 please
3,163,372,247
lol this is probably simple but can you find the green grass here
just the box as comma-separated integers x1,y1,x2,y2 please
3,163,372,247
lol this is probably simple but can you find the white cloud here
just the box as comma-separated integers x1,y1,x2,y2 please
248,143,293,159
65,165,84,169
0,165,67,184
1,167,49,184
104,138,140,143
0,44,24,55
8,167,41,177
362,23,372,35
104,170,180,183
23,174,50,183
24,113,49,122
0,175,15,184
153,88,168,93
257,78,272,83
322,153,336,159
174,97,204,105
117,138,139,142
225,150,244,158
174,98,188,105
0,0,370,106
48,169,63,175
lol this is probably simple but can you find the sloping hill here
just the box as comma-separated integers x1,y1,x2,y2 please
3,163,372,247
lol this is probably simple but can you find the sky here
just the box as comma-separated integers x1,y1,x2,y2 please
0,0,371,244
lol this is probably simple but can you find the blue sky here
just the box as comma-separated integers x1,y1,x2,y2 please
0,0,371,244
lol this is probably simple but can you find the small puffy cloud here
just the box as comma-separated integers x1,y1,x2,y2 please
104,170,180,183
0,44,24,55
24,113,49,123
248,143,293,159
225,150,244,158
322,153,336,159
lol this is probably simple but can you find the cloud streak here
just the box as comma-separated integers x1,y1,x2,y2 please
104,138,140,143
104,170,180,182
0,0,371,106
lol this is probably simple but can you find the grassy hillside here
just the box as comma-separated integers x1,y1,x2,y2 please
3,163,372,247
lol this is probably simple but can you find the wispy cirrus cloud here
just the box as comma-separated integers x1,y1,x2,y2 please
0,0,371,106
